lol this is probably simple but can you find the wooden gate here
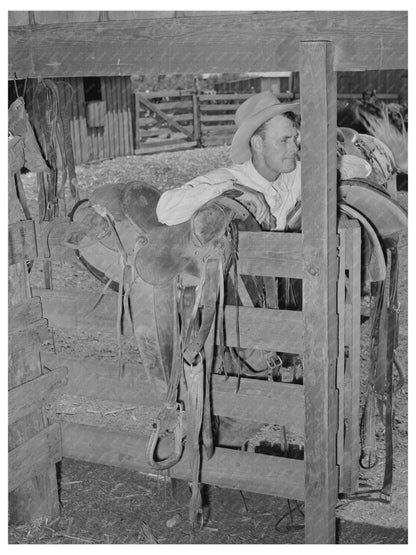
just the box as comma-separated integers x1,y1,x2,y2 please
134,90,199,154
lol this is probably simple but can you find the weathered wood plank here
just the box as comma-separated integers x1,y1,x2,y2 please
138,114,194,127
8,220,38,266
152,99,193,111
199,93,252,101
41,353,304,431
8,12,407,78
8,296,44,334
41,352,166,406
60,422,305,500
337,220,347,490
9,367,68,424
34,286,303,352
201,124,236,133
192,91,201,143
112,77,121,158
199,103,240,112
300,41,338,544
238,231,303,278
212,375,304,433
110,11,177,21
222,306,304,353
342,220,361,494
8,320,50,389
8,463,60,525
32,287,124,333
201,114,235,122
8,423,62,493
139,89,195,99
8,407,46,453
140,126,192,138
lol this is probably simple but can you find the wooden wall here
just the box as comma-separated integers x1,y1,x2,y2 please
22,76,134,165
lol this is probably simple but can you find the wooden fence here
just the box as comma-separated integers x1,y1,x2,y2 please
134,89,400,155
8,139,63,525
134,90,298,153
19,212,362,515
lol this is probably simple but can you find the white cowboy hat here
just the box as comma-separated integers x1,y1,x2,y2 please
231,91,300,164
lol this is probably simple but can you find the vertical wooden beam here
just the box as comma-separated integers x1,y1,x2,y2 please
300,41,338,544
336,219,346,490
101,78,111,159
342,219,361,493
192,90,201,146
126,78,134,155
134,92,141,151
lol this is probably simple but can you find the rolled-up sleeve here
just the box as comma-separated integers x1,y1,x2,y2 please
156,175,235,225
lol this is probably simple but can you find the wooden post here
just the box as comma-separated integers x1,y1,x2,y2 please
8,137,61,524
134,92,141,151
300,41,338,543
192,90,201,147
342,219,361,494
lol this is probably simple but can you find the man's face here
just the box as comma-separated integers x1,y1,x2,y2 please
257,115,299,178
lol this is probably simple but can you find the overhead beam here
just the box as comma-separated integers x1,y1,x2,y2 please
8,11,407,78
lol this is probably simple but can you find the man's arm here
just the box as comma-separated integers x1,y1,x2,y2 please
156,174,235,225
156,170,271,226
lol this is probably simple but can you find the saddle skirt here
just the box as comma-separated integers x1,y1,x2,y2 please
67,182,250,288
286,177,407,281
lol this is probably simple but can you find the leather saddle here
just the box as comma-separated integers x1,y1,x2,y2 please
70,181,250,287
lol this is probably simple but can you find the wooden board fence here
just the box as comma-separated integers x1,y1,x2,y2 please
135,90,299,152
32,216,361,511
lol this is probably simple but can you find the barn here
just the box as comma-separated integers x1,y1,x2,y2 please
8,11,136,164
8,10,408,544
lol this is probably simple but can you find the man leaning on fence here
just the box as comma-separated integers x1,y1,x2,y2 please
156,91,373,510
156,91,371,230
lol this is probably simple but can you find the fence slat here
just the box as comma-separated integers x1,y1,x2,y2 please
60,422,305,500
8,423,62,493
41,352,304,432
33,286,303,352
9,366,68,424
8,220,38,266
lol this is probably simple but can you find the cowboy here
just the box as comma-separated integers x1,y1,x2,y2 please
156,91,371,230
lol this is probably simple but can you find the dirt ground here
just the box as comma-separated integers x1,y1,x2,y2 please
9,146,409,544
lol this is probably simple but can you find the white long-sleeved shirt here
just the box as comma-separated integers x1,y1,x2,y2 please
157,160,302,231
156,155,372,230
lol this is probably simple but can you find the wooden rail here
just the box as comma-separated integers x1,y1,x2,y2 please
8,12,407,78
60,423,306,500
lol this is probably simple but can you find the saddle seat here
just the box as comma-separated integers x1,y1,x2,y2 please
338,126,359,144
82,181,250,287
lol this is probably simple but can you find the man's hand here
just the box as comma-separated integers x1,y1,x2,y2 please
231,184,271,225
